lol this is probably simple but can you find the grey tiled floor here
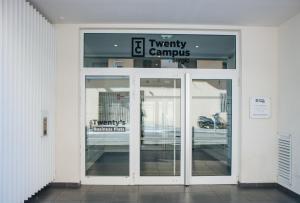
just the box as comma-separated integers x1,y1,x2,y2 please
26,185,300,203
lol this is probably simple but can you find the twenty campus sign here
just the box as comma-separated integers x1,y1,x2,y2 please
132,37,190,58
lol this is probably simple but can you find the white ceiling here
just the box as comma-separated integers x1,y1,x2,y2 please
27,0,300,26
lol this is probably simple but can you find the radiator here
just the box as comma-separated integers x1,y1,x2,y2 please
278,133,292,187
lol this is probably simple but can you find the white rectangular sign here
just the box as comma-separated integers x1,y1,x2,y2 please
250,97,271,119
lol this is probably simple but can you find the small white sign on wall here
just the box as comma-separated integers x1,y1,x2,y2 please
250,96,271,119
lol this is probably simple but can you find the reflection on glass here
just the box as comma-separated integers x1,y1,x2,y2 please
191,79,232,176
140,78,181,176
85,76,130,176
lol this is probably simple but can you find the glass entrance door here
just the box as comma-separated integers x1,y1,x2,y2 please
135,74,185,184
83,75,132,184
186,74,238,184
82,71,237,185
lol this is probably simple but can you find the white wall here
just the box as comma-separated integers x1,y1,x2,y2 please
55,24,278,184
55,25,81,182
278,12,300,195
0,0,56,202
239,27,278,183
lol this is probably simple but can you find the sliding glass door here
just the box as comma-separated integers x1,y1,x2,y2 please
135,74,185,184
81,71,237,185
186,74,238,184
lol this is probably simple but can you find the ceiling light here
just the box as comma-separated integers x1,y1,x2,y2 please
114,44,118,47
195,45,199,48
161,35,173,39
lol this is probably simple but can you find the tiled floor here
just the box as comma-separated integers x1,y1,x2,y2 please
26,185,300,203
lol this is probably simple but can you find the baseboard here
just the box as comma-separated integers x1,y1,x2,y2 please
238,182,300,200
24,184,51,202
277,184,300,200
238,182,278,188
25,182,81,202
49,182,81,188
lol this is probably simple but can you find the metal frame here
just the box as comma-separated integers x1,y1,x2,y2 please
80,29,240,185
134,72,185,185
80,69,135,185
186,72,239,185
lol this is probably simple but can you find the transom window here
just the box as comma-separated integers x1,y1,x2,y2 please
83,33,236,69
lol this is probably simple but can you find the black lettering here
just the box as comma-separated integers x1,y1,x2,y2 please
155,41,164,47
181,41,187,49
149,39,155,47
134,41,142,54
185,50,190,56
98,120,105,125
149,48,156,55
172,50,179,57
156,49,162,56
162,50,172,56
170,41,176,47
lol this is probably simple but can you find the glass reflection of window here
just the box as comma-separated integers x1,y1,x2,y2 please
140,78,181,176
85,76,130,176
191,79,232,176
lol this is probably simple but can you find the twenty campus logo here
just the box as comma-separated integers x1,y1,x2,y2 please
132,38,145,57
131,37,190,58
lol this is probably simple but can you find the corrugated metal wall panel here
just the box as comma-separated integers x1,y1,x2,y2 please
0,0,56,202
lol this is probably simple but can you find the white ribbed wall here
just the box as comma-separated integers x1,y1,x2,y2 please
0,0,55,202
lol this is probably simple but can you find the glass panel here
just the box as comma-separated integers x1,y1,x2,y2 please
140,78,181,176
85,76,130,176
84,33,236,69
191,79,232,176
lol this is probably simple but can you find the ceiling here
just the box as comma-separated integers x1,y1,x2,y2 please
27,0,300,26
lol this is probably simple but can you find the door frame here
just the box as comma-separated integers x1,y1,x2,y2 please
185,71,239,185
133,71,185,185
80,69,136,185
80,29,240,185
80,69,239,185
80,69,187,185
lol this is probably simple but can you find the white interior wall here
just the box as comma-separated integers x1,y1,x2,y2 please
55,24,278,184
0,0,56,202
278,12,300,195
239,27,278,183
55,25,80,182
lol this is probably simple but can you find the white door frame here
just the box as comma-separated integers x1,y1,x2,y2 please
80,69,239,185
80,69,186,185
185,71,239,185
133,71,185,185
80,69,136,185
80,29,240,185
